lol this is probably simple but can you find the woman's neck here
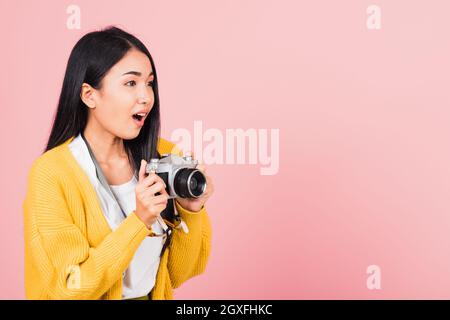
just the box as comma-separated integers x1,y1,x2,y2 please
83,123,127,164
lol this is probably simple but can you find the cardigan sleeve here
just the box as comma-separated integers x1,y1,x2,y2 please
23,159,151,300
167,200,212,289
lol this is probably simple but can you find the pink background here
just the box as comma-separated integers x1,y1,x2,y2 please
1,0,450,299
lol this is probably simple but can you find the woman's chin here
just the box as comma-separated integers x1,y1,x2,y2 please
120,129,141,140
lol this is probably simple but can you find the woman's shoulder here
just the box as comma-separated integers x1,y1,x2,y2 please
157,137,182,156
28,136,181,178
28,137,75,179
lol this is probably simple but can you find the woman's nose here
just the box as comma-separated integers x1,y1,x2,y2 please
138,96,151,105
137,85,153,104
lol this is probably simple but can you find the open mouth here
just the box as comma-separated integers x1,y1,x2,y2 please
132,112,147,124
132,114,144,121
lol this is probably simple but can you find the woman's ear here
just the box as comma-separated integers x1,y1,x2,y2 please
80,83,97,109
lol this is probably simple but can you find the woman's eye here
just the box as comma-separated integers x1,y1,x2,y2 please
125,80,136,86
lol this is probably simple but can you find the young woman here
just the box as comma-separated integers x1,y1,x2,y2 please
23,26,213,300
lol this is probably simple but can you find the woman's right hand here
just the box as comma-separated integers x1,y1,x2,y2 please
135,159,169,229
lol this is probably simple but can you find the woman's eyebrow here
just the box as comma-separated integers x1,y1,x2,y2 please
121,71,154,77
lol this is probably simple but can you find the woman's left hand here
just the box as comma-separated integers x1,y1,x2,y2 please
175,164,214,213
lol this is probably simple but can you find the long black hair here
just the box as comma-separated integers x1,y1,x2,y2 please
45,26,161,176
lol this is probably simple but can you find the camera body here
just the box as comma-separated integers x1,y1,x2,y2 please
146,153,207,199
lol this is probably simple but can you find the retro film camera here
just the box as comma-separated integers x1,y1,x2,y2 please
146,153,207,199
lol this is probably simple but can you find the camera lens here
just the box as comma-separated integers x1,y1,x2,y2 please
174,168,207,198
190,177,198,190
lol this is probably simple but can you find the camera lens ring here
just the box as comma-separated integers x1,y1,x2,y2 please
187,169,207,198
174,168,207,198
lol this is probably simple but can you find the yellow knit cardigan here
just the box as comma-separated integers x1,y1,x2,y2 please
23,136,212,300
